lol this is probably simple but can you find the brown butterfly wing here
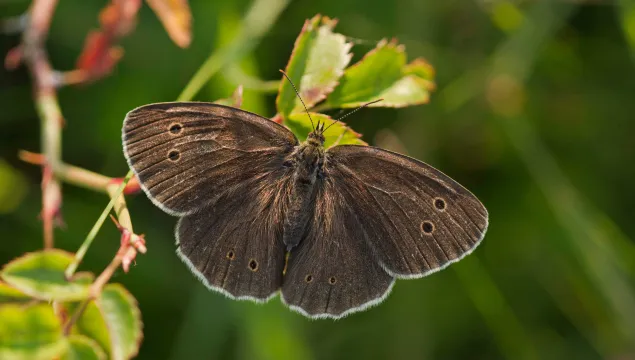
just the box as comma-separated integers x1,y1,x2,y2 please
325,145,488,278
123,102,298,300
122,102,298,216
281,178,395,319
176,171,293,301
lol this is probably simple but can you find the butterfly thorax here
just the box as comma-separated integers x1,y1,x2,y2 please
282,130,325,251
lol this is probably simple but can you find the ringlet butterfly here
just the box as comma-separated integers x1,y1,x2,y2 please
122,88,488,319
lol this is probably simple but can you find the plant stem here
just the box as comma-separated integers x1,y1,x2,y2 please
177,0,290,101
62,297,90,335
224,66,280,92
21,0,63,249
19,150,140,194
65,171,133,279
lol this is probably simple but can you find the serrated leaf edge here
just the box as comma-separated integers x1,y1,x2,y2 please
0,250,94,301
96,284,143,360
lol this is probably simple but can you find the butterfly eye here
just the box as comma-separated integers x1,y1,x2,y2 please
434,198,446,211
169,123,183,135
329,276,337,285
421,221,435,234
248,259,259,272
305,275,313,283
168,150,180,161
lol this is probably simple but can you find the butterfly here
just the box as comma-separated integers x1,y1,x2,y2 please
122,101,488,319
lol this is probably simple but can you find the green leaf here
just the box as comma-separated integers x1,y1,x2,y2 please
65,301,111,357
376,75,433,107
403,58,435,81
0,303,67,360
96,284,143,360
62,335,106,360
276,15,352,118
0,250,94,302
325,39,436,108
0,282,31,304
286,112,366,148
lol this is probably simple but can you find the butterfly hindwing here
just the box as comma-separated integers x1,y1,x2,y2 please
176,171,293,301
281,178,395,319
122,102,298,216
325,145,489,278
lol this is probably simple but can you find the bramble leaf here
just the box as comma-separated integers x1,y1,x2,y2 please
277,15,352,119
0,282,31,304
62,335,107,360
325,39,435,108
65,301,111,358
0,303,67,360
0,250,94,302
97,284,143,360
286,112,366,148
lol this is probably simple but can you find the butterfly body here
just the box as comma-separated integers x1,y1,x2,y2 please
283,128,326,250
123,102,488,319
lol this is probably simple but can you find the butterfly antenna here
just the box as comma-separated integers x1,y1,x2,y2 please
279,70,315,132
323,98,383,132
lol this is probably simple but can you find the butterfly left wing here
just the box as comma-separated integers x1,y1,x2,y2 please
281,178,395,319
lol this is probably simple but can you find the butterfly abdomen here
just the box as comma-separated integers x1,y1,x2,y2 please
282,141,324,250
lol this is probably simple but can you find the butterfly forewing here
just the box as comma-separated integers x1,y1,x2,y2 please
325,145,488,278
122,102,298,216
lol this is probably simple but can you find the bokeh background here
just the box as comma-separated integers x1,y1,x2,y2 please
2,0,635,359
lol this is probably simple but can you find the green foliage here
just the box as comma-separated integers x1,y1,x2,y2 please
0,304,67,360
325,40,435,108
287,113,366,147
64,301,111,357
96,285,143,360
276,15,352,118
276,15,434,144
0,282,31,304
62,335,107,360
0,268,142,360
0,250,93,302
62,285,143,360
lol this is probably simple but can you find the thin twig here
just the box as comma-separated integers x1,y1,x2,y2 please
19,150,141,194
62,170,140,332
64,171,134,279
62,297,90,335
19,0,63,249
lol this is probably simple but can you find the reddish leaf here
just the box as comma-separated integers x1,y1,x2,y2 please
146,0,192,48
76,31,123,80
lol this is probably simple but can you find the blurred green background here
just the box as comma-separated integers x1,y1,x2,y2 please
2,0,635,359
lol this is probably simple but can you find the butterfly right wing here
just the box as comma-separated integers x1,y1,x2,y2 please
123,102,298,216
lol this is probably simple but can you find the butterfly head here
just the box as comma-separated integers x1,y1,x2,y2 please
307,122,326,146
